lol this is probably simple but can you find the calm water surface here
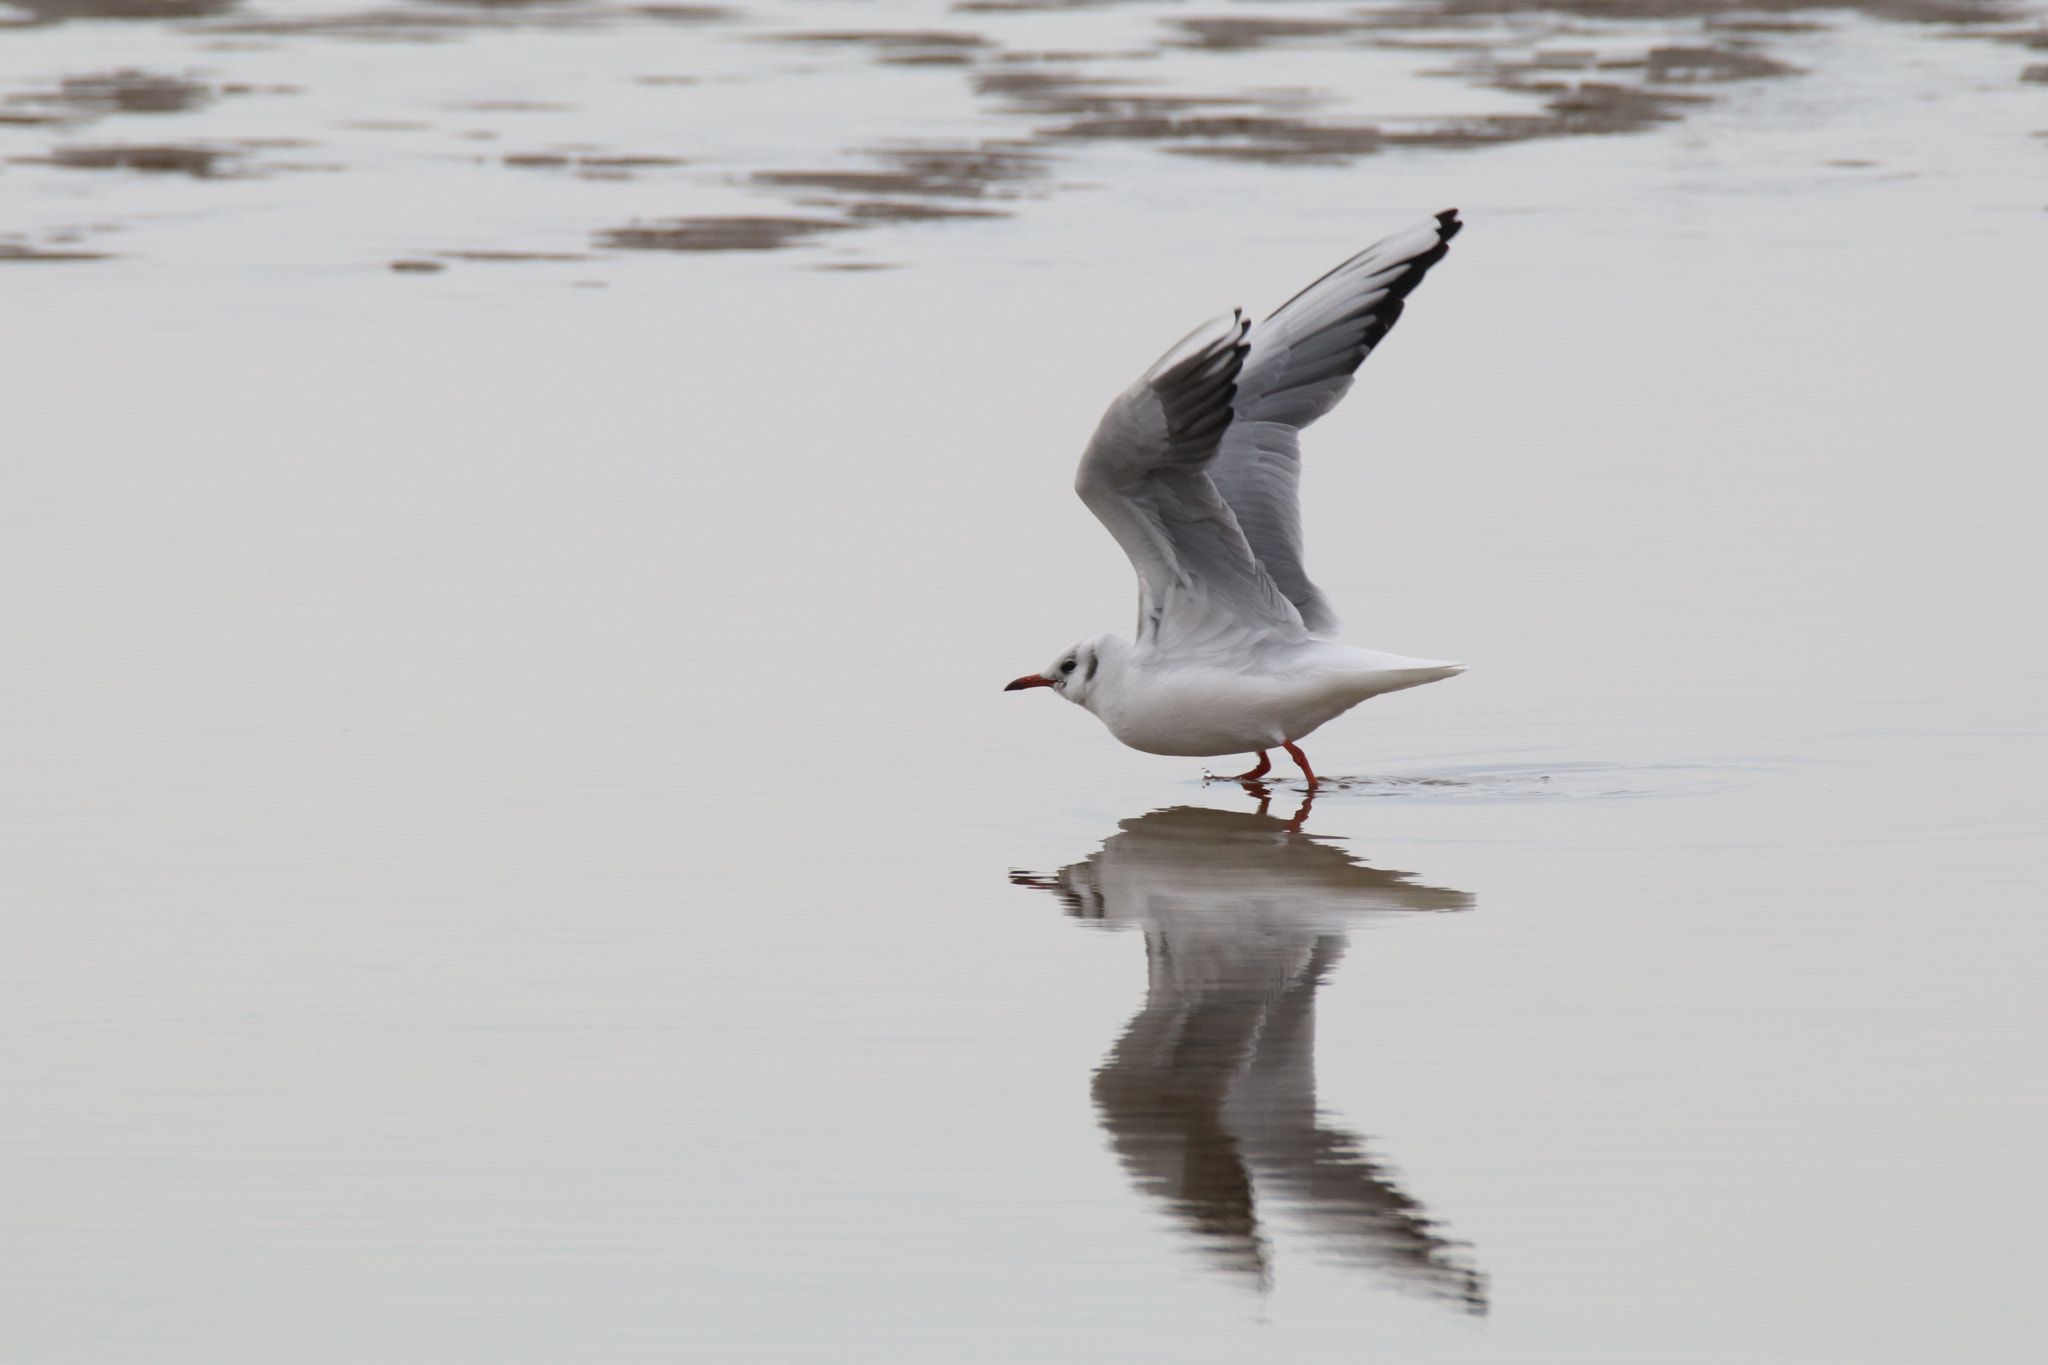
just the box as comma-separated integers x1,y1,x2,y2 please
2,0,2045,1357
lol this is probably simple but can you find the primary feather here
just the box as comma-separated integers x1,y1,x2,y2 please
1210,209,1462,635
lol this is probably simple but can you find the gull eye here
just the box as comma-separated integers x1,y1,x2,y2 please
1060,658,1077,674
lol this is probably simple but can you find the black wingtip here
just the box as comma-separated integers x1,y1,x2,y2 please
1150,309,1251,455
1437,208,1463,241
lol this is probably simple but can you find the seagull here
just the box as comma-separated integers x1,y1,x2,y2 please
1004,211,1467,785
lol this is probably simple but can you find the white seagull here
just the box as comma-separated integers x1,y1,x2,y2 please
1005,210,1467,785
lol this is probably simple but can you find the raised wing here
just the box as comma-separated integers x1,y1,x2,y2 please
1077,310,1307,657
1211,210,1463,635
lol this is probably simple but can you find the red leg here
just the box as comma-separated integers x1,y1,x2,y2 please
1228,750,1272,782
1282,741,1317,786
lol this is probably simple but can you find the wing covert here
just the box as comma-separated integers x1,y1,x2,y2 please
1076,310,1306,656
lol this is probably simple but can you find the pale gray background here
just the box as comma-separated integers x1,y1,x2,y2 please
2,0,2044,1358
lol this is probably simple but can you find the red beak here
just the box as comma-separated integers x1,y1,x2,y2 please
1004,674,1056,692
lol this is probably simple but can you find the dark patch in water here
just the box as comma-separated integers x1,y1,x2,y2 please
747,140,1046,227
1707,16,1831,30
951,0,1116,11
768,29,991,63
993,48,1159,62
1165,16,1367,50
0,240,111,260
32,143,240,175
1427,0,2011,21
967,18,1748,165
14,0,2022,268
597,215,856,251
880,51,978,66
1159,125,1388,163
755,168,951,194
1517,80,1708,132
419,0,718,11
1643,45,1800,80
755,140,1045,199
603,140,1042,242
1033,71,1706,161
9,0,234,20
390,258,446,272
843,199,1008,220
1044,112,1378,162
630,4,728,19
193,1,726,41
975,66,1270,118
774,27,987,43
505,151,685,177
45,69,213,113
196,8,493,39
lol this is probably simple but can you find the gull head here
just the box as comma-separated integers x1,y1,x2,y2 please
1003,634,1120,707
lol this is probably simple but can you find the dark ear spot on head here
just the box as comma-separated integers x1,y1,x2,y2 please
1084,653,1099,683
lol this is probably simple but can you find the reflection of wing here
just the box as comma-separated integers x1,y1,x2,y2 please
1029,805,1484,1309
1220,937,1483,1308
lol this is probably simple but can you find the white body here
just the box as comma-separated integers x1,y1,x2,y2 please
1014,212,1467,762
1048,634,1461,757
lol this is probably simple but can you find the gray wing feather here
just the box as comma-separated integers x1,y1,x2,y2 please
1210,210,1463,635
1077,310,1306,655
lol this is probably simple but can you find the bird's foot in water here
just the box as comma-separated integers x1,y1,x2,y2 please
1226,750,1273,782
1204,744,1315,805
1206,745,1318,786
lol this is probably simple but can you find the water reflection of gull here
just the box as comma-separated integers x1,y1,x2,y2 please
1014,797,1485,1310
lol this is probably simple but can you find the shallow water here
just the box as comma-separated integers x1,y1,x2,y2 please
2,0,2045,1357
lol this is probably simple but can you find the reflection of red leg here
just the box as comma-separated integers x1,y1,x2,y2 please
1283,789,1316,833
1283,741,1317,786
1230,750,1272,782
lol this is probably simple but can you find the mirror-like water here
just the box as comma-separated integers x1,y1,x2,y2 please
1,0,2044,1357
